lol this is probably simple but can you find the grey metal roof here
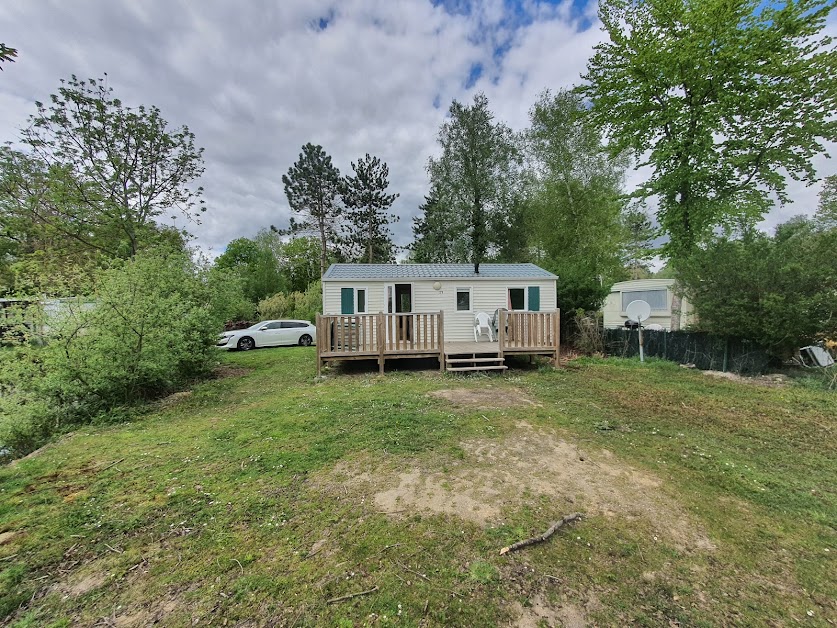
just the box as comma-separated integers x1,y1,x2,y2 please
322,263,557,280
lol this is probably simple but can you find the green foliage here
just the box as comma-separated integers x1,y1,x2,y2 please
0,247,233,458
20,75,205,257
0,75,202,294
257,280,322,322
282,143,342,276
426,93,522,271
215,237,284,303
410,188,468,263
620,203,657,279
581,0,837,258
0,43,16,69
341,154,399,263
816,174,837,229
206,267,256,323
277,236,323,293
525,89,629,312
677,217,837,356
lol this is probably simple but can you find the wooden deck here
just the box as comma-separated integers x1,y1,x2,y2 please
316,310,560,375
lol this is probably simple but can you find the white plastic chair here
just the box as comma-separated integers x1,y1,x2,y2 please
474,312,495,342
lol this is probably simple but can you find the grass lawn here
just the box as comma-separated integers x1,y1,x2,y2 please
1,349,834,626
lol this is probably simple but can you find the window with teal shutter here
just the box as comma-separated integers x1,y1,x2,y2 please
528,286,540,311
340,288,354,314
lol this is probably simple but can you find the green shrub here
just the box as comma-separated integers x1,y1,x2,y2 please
0,246,243,459
258,280,322,322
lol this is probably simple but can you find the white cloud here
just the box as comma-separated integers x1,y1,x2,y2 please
1,0,834,261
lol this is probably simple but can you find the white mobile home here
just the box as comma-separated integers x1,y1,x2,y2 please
318,263,561,373
603,279,695,331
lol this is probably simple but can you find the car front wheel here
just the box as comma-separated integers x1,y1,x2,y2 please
237,336,255,351
298,334,313,346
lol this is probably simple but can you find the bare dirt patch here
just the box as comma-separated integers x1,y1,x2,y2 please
703,370,790,388
428,387,543,410
328,422,714,554
158,390,193,408
512,594,587,627
62,571,107,597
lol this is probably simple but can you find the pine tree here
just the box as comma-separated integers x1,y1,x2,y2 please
281,143,342,276
341,154,399,263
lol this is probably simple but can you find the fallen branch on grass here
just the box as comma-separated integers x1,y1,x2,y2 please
97,458,125,472
326,585,379,604
499,512,583,555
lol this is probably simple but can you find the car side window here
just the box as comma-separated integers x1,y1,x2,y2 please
265,322,282,330
280,322,307,329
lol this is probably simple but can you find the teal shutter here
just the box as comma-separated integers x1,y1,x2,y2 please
528,286,540,311
340,288,355,314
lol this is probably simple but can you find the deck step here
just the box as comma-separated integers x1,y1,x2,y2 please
446,365,508,372
445,356,505,364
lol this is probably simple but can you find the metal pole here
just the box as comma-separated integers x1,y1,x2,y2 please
638,322,645,363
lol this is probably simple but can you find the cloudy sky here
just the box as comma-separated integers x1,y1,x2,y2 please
1,0,834,257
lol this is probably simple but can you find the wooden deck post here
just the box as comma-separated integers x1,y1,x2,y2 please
316,314,322,377
553,309,561,367
438,310,445,372
377,312,385,375
498,309,505,360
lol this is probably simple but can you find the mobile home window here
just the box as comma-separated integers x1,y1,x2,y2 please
456,288,471,311
622,289,667,311
508,288,526,310
340,287,367,314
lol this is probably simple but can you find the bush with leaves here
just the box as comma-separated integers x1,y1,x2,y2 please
677,217,837,358
258,281,322,323
0,246,241,459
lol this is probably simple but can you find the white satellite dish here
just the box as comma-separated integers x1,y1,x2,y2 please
625,300,652,363
625,300,651,324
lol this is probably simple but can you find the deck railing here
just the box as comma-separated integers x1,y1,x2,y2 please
497,310,560,353
316,309,559,375
317,312,444,356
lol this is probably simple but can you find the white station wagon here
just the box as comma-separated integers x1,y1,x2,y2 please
216,319,316,351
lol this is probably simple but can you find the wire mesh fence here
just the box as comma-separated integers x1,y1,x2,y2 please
603,328,771,375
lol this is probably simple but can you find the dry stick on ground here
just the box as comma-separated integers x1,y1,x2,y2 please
499,513,583,555
393,559,460,597
326,585,379,604
97,458,125,472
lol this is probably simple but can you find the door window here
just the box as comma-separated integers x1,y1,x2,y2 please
508,288,526,310
456,288,471,311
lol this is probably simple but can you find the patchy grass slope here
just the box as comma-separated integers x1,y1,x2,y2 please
0,351,834,626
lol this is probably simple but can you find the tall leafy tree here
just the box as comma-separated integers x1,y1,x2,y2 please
0,146,186,295
341,154,399,263
281,143,342,276
410,188,467,263
620,204,657,279
277,235,323,293
214,237,284,304
580,0,837,258
525,89,629,311
816,174,837,228
20,75,205,257
427,93,522,273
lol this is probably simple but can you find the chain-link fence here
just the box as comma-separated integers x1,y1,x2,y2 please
604,328,771,375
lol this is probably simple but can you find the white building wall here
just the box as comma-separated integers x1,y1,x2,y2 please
603,279,695,331
323,278,557,342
